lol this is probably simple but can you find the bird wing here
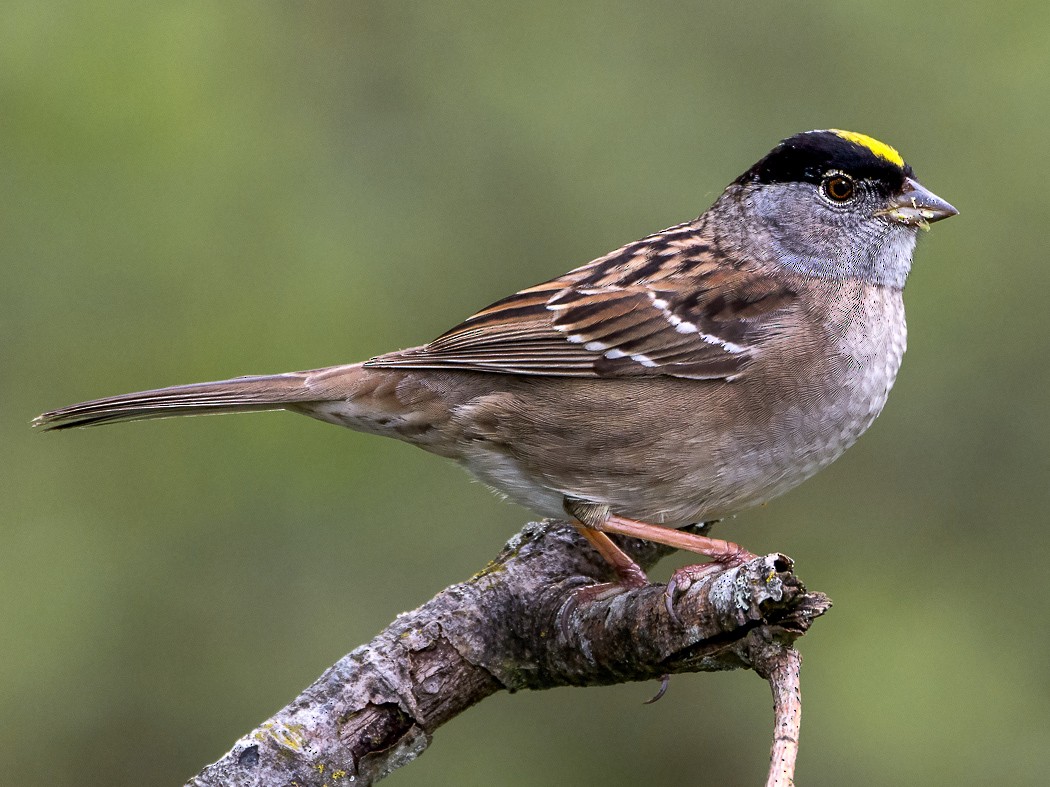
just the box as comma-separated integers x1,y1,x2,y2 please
365,224,798,381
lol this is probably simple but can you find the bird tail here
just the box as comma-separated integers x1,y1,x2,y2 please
32,364,362,431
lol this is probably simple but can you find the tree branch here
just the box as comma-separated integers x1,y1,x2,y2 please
186,520,830,786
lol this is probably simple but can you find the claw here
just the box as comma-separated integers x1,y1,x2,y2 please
664,563,720,625
664,574,682,624
644,673,671,704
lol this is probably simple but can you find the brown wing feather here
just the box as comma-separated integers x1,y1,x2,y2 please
366,223,798,380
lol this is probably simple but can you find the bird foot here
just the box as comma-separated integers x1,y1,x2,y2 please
664,546,759,624
558,572,649,640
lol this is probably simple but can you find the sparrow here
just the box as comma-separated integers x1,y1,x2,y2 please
35,130,957,601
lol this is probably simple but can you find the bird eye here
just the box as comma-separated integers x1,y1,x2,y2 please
822,174,855,202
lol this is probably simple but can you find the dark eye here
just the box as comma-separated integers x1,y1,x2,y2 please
822,174,855,202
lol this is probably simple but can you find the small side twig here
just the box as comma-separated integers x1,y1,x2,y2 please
753,645,804,786
186,520,830,786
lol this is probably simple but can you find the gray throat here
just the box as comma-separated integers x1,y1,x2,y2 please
769,236,916,289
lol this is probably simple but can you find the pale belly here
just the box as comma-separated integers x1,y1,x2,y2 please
456,376,898,526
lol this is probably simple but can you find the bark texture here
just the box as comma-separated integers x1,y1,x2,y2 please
187,520,830,786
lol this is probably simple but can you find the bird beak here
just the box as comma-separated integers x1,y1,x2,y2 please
876,177,958,231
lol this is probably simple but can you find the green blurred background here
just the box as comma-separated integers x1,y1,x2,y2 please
3,2,1047,785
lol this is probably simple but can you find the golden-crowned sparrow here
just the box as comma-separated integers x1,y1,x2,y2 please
35,130,957,591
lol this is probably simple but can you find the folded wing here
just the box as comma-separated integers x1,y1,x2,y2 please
367,225,797,381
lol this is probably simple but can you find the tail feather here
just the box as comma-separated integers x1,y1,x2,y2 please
33,368,350,431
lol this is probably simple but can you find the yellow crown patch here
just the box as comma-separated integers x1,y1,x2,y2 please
829,130,904,168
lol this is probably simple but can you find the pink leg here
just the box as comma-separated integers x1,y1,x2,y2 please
573,524,649,588
588,513,759,625
564,500,759,626
560,524,651,636
595,513,757,564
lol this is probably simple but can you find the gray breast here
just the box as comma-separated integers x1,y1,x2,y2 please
703,283,907,519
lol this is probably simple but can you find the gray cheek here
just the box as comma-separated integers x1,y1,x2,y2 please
752,187,842,254
749,187,918,288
